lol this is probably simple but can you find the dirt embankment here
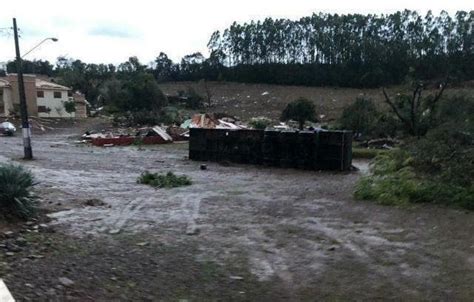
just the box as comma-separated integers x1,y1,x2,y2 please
158,81,474,122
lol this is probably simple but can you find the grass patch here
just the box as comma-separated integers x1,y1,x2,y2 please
137,171,192,188
354,151,474,209
352,147,390,159
0,164,37,220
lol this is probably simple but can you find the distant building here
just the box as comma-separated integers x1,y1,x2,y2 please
0,74,88,118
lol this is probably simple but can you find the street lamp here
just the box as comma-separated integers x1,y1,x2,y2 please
22,37,58,58
12,18,57,160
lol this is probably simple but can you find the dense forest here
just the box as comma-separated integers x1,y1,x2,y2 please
3,10,473,104
206,10,474,87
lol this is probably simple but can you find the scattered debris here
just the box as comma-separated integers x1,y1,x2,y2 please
0,122,16,136
181,114,246,130
58,277,74,287
83,125,173,147
84,199,107,207
186,226,200,236
358,138,400,149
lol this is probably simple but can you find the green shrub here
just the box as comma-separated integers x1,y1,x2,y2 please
134,110,162,125
185,87,204,109
372,113,400,138
248,117,272,130
339,97,378,137
281,97,316,130
355,149,474,209
159,106,182,125
0,164,37,220
63,100,76,114
137,171,192,188
352,148,389,159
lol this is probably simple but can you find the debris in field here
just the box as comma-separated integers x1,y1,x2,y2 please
167,126,189,141
261,91,269,96
58,277,74,287
108,229,121,235
6,243,22,252
27,254,44,259
0,122,16,136
358,138,400,149
84,125,173,147
230,276,244,280
186,226,200,236
84,199,106,207
136,242,149,247
180,114,246,130
2,231,14,238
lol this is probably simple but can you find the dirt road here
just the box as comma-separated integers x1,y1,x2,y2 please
0,125,473,301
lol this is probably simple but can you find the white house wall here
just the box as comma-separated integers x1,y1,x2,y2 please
37,90,75,118
2,88,13,116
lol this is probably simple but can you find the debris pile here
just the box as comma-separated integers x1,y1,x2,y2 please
80,113,246,147
180,114,246,130
82,126,173,147
0,122,16,136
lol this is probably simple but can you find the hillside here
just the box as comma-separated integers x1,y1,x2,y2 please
158,81,473,122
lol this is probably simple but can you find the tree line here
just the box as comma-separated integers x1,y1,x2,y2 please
206,10,473,87
3,10,473,106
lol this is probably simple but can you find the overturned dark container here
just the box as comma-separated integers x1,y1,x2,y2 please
189,128,352,171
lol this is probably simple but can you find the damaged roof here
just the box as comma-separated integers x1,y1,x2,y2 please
35,79,70,91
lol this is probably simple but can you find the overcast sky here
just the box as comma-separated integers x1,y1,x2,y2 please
0,0,472,65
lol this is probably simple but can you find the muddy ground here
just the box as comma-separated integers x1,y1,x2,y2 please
0,122,473,301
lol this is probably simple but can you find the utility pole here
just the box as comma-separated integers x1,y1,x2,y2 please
13,18,33,160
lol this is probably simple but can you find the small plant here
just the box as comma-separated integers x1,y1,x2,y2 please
63,100,76,115
137,171,192,188
0,164,37,220
339,97,378,137
248,117,272,130
281,97,317,130
185,87,204,109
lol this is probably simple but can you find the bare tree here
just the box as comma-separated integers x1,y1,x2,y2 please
382,81,447,137
199,79,213,108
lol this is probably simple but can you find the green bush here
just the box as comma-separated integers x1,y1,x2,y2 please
159,106,182,125
339,97,378,137
0,164,37,220
355,149,474,209
63,100,76,114
127,110,160,126
352,147,389,159
248,117,272,130
137,171,192,188
185,87,204,109
281,97,317,130
372,113,400,138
